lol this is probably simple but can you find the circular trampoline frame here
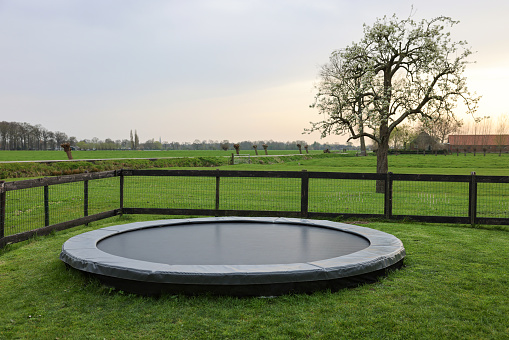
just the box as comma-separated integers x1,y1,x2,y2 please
60,217,405,296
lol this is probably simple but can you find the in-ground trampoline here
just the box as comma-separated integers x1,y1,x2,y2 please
60,217,405,296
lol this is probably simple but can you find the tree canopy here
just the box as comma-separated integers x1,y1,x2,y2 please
308,14,479,185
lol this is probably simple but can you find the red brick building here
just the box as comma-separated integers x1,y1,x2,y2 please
448,135,509,153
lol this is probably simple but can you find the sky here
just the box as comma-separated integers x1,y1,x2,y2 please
1,0,508,145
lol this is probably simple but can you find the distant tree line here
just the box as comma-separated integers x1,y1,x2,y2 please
161,140,355,152
0,121,74,150
0,121,354,151
77,139,354,152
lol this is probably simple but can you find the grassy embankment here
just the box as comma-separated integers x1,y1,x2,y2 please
1,150,508,179
0,149,319,162
0,150,322,179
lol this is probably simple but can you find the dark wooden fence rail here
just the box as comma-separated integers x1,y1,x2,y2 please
1,169,508,248
120,169,391,219
0,171,121,247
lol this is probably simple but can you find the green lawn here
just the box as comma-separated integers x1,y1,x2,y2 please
1,154,509,338
1,215,508,339
0,149,319,162
1,150,508,176
223,153,509,176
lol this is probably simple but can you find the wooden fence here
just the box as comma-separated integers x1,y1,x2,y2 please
1,169,508,248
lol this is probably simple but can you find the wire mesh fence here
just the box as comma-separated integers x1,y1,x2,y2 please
3,186,46,236
232,154,252,165
309,178,384,215
88,176,120,214
477,182,509,218
48,181,84,226
392,180,470,217
124,176,215,210
1,170,509,247
220,177,300,212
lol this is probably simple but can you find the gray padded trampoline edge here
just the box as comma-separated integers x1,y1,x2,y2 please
60,217,405,285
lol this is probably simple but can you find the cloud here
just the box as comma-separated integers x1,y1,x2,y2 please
1,0,508,144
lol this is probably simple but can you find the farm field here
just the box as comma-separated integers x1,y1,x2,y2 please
1,151,508,178
0,215,508,339
213,153,509,176
0,149,320,162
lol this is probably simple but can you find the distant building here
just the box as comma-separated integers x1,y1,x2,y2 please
448,135,509,153
410,132,440,151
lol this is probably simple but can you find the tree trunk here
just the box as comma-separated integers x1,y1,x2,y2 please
358,115,367,156
356,91,368,157
376,137,389,193
360,136,367,156
60,143,73,160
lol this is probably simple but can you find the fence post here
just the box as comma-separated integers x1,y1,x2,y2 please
119,169,124,215
0,181,5,239
84,180,89,218
301,170,309,218
384,172,393,219
469,171,477,226
44,185,49,226
215,169,220,216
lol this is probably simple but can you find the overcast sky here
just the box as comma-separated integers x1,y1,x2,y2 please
1,0,508,144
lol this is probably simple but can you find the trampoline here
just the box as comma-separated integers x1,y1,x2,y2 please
60,217,405,296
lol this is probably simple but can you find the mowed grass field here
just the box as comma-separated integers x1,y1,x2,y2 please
0,149,508,176
218,152,509,176
0,149,321,162
1,151,508,338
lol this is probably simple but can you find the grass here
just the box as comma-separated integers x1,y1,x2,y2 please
0,152,321,179
2,152,508,179
0,156,231,179
1,154,509,338
0,149,320,162
224,153,509,176
1,215,508,339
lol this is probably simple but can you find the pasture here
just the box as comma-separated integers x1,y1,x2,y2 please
220,152,509,176
0,151,508,338
0,149,321,162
